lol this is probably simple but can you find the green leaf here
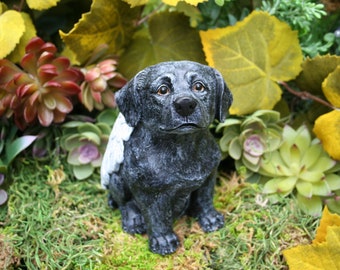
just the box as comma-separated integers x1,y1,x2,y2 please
5,135,37,165
26,0,60,10
72,165,94,180
60,0,141,64
119,11,206,79
0,10,25,58
96,109,119,127
200,11,303,115
295,54,340,95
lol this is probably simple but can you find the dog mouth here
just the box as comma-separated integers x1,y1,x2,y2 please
160,123,203,132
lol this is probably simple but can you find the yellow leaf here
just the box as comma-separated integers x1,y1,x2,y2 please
162,0,208,6
7,12,36,63
313,110,340,161
60,0,140,64
283,227,340,270
314,206,340,244
283,207,340,270
322,66,340,108
26,0,60,10
200,11,303,115
0,10,25,59
123,0,149,7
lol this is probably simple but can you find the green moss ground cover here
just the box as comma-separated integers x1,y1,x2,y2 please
0,156,318,269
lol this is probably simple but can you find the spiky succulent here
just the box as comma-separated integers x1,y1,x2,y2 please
259,125,340,216
60,119,111,180
217,110,283,178
0,37,83,129
80,59,127,111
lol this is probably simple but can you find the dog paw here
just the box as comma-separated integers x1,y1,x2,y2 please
149,232,180,255
121,206,146,234
198,210,224,233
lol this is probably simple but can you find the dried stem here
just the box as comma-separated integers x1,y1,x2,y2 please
279,81,340,111
137,3,165,26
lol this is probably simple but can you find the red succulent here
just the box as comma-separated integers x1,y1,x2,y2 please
0,37,83,130
80,59,127,111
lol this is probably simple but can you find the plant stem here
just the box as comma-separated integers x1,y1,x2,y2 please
279,81,340,111
137,4,165,26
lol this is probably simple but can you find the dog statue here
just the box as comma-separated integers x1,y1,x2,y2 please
101,61,233,255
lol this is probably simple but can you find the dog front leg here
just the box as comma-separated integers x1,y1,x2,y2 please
187,171,224,232
136,193,179,255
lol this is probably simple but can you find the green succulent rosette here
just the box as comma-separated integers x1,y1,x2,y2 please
259,125,340,216
217,110,283,178
60,121,111,180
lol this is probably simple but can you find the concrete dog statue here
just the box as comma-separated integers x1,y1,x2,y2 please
101,60,233,255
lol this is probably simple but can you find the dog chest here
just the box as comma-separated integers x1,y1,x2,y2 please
121,132,221,192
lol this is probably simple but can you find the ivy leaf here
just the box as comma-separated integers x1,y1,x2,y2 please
199,11,303,115
283,207,340,270
119,11,206,79
60,0,141,64
313,110,340,161
295,55,340,94
162,0,208,6
0,10,25,58
7,12,36,63
26,0,60,10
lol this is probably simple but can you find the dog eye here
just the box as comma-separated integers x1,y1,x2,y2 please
192,81,205,92
157,85,171,95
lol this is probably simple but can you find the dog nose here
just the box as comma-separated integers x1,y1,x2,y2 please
174,97,197,117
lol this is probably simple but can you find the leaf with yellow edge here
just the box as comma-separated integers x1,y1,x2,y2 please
295,55,340,94
322,66,340,108
313,110,340,161
313,206,340,244
283,207,340,270
7,12,36,63
200,11,303,115
60,0,141,64
0,10,25,59
162,0,208,6
26,0,60,10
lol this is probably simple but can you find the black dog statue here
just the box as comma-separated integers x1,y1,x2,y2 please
101,61,233,255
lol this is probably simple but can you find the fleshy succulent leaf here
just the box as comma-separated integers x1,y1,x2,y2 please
72,164,94,180
296,194,323,216
229,137,242,160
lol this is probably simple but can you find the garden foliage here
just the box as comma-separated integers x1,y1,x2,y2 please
283,206,340,269
0,0,340,215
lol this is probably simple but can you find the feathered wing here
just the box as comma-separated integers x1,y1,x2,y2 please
100,113,134,189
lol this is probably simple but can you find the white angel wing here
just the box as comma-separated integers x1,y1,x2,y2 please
100,113,134,189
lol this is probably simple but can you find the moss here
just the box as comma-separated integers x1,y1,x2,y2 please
0,159,318,269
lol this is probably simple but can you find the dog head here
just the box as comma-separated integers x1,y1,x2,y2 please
116,61,232,133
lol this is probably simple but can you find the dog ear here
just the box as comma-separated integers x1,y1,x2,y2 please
115,70,146,127
214,69,233,122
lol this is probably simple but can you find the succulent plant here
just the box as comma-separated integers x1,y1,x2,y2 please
0,37,83,130
217,110,283,178
60,110,118,180
259,124,340,216
80,59,127,111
